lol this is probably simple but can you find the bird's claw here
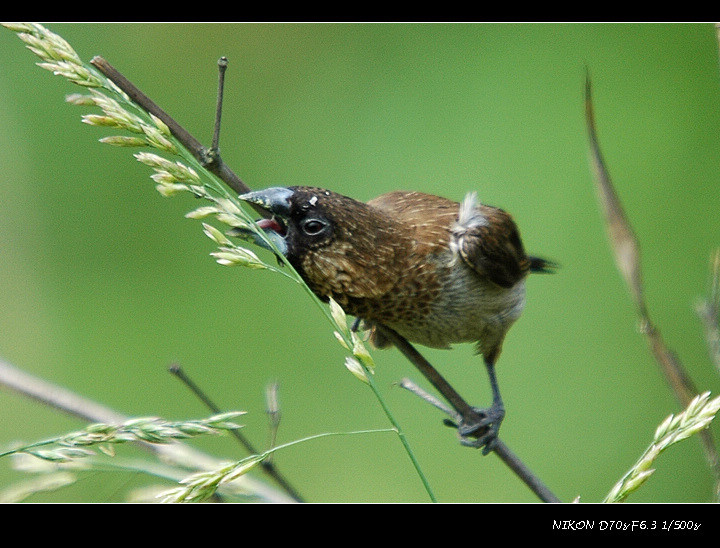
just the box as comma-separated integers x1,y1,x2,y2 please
452,405,505,455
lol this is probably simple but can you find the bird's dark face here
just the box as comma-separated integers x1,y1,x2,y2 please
239,186,341,258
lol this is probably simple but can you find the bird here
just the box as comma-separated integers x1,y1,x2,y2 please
236,185,554,452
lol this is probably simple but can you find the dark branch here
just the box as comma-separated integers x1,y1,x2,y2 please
381,327,561,503
169,364,305,502
90,56,262,210
212,56,228,153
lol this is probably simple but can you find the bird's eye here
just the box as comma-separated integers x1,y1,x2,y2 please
300,218,327,236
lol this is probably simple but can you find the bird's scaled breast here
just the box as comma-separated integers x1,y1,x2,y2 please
385,251,527,351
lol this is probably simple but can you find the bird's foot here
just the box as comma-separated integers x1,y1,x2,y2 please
447,404,505,455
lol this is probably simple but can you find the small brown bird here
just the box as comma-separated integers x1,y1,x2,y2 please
238,186,554,452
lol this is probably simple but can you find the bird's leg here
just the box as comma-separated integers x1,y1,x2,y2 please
374,324,500,449
457,357,505,455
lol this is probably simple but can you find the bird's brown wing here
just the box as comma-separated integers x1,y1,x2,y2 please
367,191,458,256
369,191,530,289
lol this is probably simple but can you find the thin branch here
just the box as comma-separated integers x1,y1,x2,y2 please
0,359,126,426
90,56,259,206
0,358,294,503
585,73,720,498
585,73,699,405
376,325,481,422
380,326,561,503
212,57,228,153
168,364,305,502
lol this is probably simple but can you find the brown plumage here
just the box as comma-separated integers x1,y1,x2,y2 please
238,185,554,451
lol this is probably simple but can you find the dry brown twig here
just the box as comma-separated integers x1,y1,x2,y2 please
585,73,720,498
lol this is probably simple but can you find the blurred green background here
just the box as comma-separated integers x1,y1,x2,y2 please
1,23,720,503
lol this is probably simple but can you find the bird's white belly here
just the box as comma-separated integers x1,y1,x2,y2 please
389,262,527,352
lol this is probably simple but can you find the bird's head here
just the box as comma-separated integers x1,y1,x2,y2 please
238,186,346,256
237,186,402,303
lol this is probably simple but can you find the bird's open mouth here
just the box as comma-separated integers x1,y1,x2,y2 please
256,216,287,237
237,187,293,255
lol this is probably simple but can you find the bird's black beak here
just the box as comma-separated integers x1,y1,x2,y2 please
238,187,294,218
235,187,295,256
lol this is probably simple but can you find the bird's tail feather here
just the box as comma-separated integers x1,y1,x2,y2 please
528,256,558,274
